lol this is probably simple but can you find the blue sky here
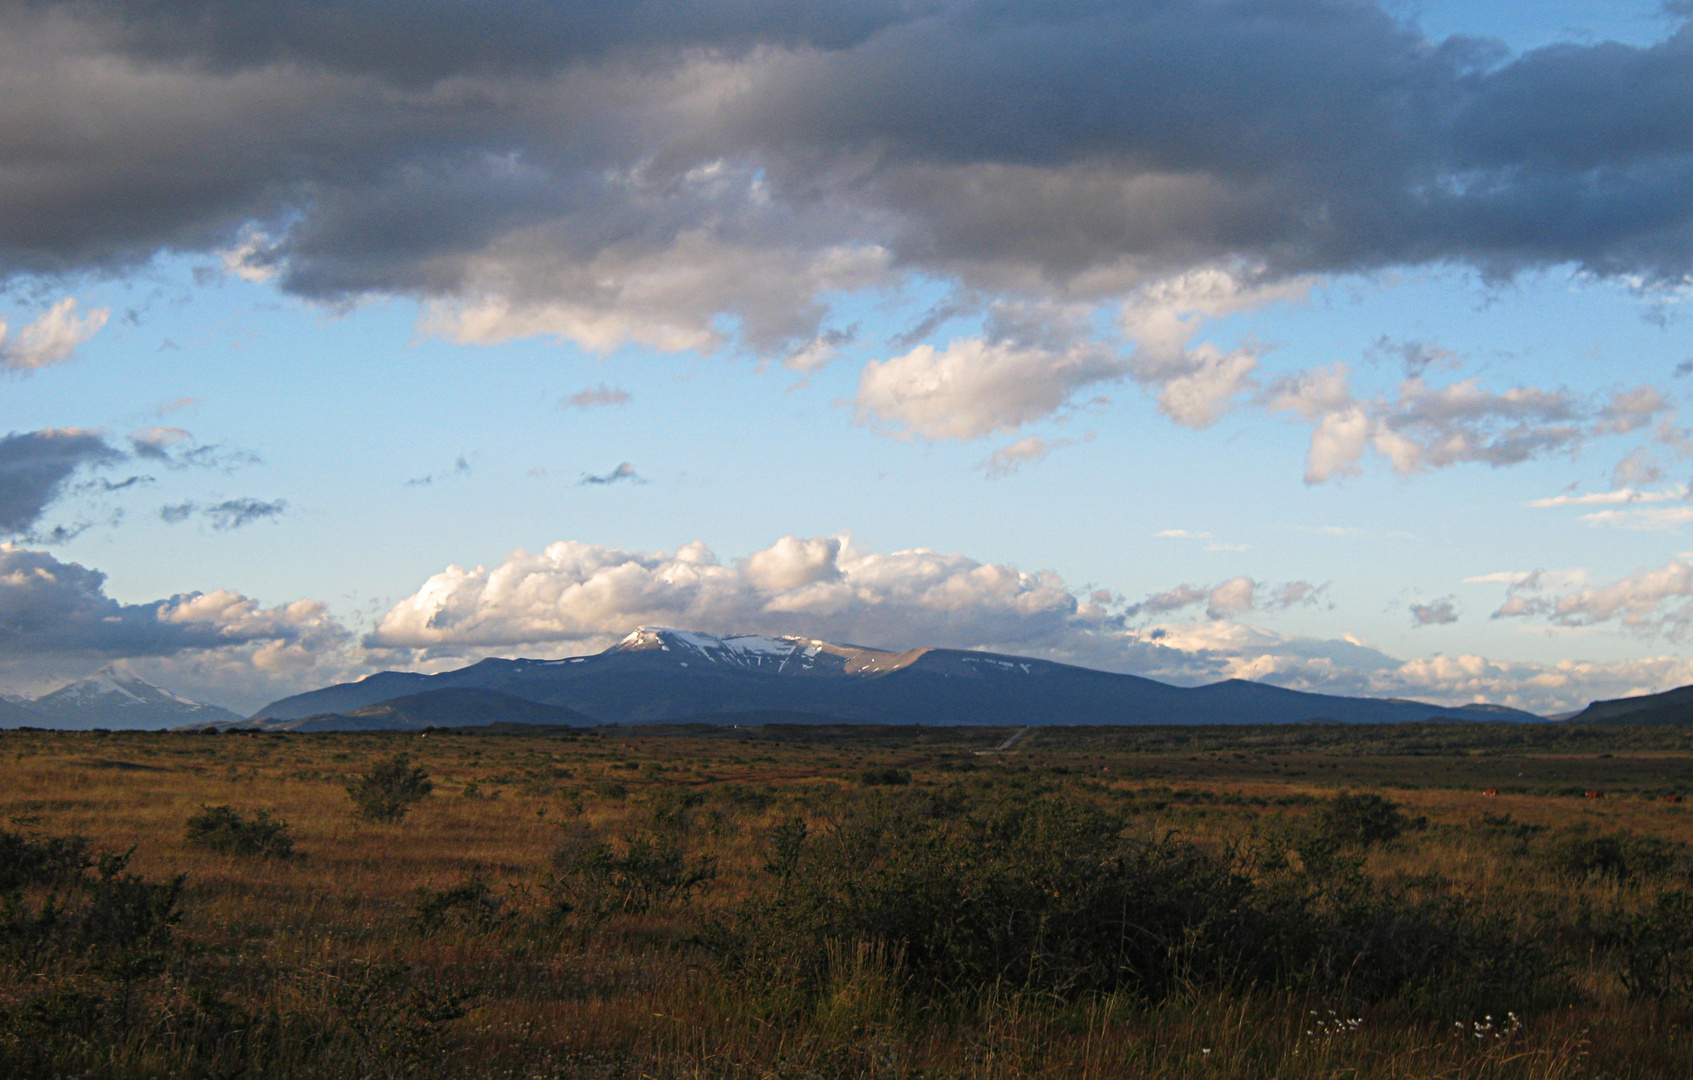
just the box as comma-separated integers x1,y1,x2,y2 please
2,0,1693,714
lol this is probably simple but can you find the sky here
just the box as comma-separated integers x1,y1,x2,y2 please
3,0,1693,716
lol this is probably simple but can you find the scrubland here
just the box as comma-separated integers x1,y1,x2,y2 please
2,720,1692,1079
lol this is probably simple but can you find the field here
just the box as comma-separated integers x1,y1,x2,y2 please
3,720,1693,1079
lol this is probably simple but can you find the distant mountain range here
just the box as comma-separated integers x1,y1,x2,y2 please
0,668,244,730
244,627,1542,729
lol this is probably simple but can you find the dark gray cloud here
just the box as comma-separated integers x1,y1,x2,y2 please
405,454,471,487
1410,595,1460,626
0,0,1687,356
560,384,631,409
0,544,331,658
204,497,286,529
0,429,124,533
158,497,287,529
129,426,260,471
580,462,641,485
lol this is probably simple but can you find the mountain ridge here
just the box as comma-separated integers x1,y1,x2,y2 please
1565,684,1693,726
215,687,596,733
0,668,244,730
251,627,1543,727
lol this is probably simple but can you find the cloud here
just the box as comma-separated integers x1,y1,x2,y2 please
1154,527,1250,552
856,315,1124,439
407,455,471,487
981,434,1089,477
1122,576,1328,620
1527,486,1685,508
0,299,110,371
0,544,355,710
218,225,281,283
0,0,1685,456
579,462,641,486
1610,447,1663,489
1578,506,1693,530
1266,365,1673,483
159,497,288,530
369,534,1088,652
785,325,856,373
1410,596,1460,626
560,384,631,409
1488,559,1693,635
0,543,341,659
129,426,192,460
1118,267,1312,428
129,426,260,471
155,397,198,416
364,531,1687,715
1371,338,1458,379
0,428,125,534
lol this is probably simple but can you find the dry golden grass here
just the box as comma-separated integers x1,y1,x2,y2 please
2,722,1691,1078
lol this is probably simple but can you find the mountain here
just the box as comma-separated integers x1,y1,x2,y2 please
252,627,1542,727
225,688,595,732
1566,684,1693,725
13,668,245,730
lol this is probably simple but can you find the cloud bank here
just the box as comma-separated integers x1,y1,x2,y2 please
1,2,1692,463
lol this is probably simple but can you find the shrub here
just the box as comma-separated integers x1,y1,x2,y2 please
548,826,716,927
320,959,472,1077
347,753,433,823
413,875,504,933
708,795,1556,1015
1546,830,1686,884
0,828,90,889
1616,889,1693,1001
1317,792,1406,847
857,767,911,787
184,805,294,858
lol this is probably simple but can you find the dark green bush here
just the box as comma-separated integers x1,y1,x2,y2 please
413,875,504,933
1545,830,1686,884
707,795,1556,1015
347,753,434,823
1317,792,1406,847
548,827,716,927
322,959,472,1077
857,767,911,787
0,828,91,889
185,804,295,858
1616,889,1693,1001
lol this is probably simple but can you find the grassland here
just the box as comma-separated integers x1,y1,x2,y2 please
3,720,1693,1078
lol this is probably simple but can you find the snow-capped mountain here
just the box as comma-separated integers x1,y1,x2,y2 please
251,626,1540,727
608,627,922,675
13,668,245,730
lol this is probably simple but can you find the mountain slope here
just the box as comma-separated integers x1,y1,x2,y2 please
1567,685,1693,725
232,688,596,732
14,669,244,730
253,627,1541,727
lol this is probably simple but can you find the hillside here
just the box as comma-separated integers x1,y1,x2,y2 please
1567,684,1693,725
226,688,596,732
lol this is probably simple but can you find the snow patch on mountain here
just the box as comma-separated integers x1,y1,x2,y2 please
616,627,827,669
14,666,245,729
